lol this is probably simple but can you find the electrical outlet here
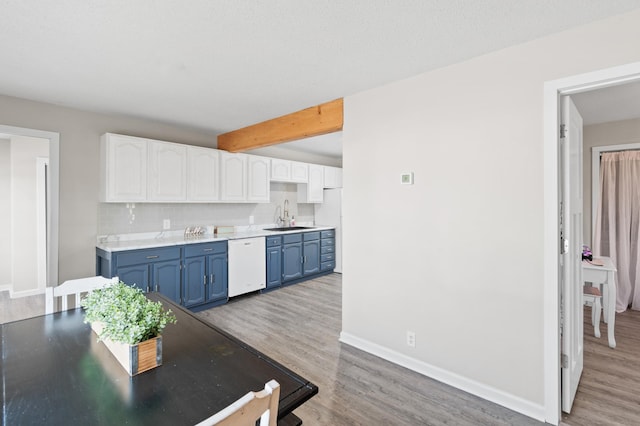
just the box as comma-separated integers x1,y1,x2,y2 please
407,331,416,347
249,215,254,225
163,219,171,230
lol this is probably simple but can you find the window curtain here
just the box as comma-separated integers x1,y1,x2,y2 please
594,150,640,312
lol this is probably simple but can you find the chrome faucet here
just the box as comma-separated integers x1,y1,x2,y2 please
282,199,290,227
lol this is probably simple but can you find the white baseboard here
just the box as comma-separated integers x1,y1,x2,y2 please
10,287,45,298
339,331,545,422
0,283,11,292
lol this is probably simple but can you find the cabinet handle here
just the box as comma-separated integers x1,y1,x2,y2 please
300,257,304,264
203,275,206,286
146,255,159,259
210,274,215,283
203,248,213,252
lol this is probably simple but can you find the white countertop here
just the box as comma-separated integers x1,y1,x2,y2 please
96,225,335,252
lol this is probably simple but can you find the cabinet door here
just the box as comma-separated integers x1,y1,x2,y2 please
323,166,343,188
152,259,182,304
282,243,303,282
148,141,187,201
291,161,309,183
187,147,219,201
183,256,207,307
247,156,270,202
270,159,291,181
266,246,282,289
207,253,228,302
220,152,247,201
303,240,320,276
102,134,147,202
116,264,150,292
297,164,324,203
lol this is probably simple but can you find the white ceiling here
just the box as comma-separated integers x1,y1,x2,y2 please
572,81,640,126
2,1,640,157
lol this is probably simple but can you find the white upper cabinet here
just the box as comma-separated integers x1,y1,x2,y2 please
247,156,270,202
290,161,309,183
298,164,324,203
100,133,147,202
187,146,219,201
220,151,247,201
148,141,187,201
270,158,291,181
270,159,308,183
323,166,343,188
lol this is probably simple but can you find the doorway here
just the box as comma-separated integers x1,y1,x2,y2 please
0,125,59,301
543,62,640,425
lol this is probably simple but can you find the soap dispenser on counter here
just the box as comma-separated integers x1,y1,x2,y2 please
290,216,295,226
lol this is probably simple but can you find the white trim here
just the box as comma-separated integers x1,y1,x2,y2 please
339,332,545,422
0,284,11,292
591,142,640,242
9,287,45,298
0,125,59,288
543,61,640,425
36,157,48,292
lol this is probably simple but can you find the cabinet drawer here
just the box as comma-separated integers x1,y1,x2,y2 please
116,246,181,267
283,233,302,244
321,245,335,254
321,230,335,239
321,261,335,271
266,236,282,247
184,241,227,257
321,238,335,247
321,253,335,262
303,231,320,241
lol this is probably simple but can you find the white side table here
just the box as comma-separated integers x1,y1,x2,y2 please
582,257,617,348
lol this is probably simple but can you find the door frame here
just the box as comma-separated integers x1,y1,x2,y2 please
0,125,59,291
544,62,640,424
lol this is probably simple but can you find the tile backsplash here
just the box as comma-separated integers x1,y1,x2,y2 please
98,183,315,235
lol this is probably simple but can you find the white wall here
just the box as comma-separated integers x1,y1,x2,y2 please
341,9,640,421
0,138,10,287
582,117,640,246
10,135,49,293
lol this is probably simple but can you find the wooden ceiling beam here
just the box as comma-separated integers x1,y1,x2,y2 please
217,98,343,152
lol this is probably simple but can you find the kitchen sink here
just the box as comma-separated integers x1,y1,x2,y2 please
264,226,315,232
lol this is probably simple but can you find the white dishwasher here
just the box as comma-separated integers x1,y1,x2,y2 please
228,237,266,297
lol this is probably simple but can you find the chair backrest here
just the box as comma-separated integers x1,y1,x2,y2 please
195,380,280,426
45,276,119,314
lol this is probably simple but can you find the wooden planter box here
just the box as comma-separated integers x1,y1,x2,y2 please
90,322,162,376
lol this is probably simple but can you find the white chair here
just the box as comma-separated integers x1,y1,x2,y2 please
45,276,119,314
583,285,602,338
195,380,280,426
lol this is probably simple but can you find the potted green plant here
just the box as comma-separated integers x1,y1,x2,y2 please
81,281,177,375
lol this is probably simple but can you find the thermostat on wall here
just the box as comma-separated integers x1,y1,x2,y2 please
400,172,414,185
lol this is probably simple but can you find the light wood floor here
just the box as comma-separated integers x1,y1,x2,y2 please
0,290,44,324
561,306,640,426
197,274,542,425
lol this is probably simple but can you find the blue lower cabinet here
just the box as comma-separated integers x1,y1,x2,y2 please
302,239,320,276
282,242,303,282
207,253,228,302
152,259,182,303
266,236,282,289
183,242,228,309
110,246,182,304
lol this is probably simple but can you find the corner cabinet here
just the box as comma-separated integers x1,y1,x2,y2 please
100,133,148,202
96,246,182,304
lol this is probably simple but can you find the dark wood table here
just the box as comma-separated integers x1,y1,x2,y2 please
0,293,317,425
